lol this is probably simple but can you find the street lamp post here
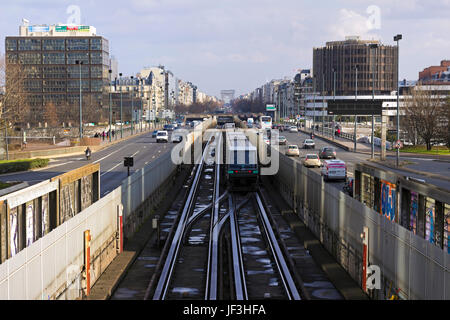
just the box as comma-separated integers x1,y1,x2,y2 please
141,79,144,132
333,68,336,137
354,65,358,152
369,44,378,159
130,76,134,135
394,34,403,167
108,69,112,142
76,60,83,140
119,73,123,139
312,77,316,133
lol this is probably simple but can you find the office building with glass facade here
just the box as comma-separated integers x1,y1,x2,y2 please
5,25,110,124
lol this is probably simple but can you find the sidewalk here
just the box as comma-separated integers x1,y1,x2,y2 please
301,128,450,161
5,124,160,161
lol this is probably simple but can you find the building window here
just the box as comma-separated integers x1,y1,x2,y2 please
23,66,42,79
90,52,103,65
43,66,67,79
44,94,66,105
6,39,17,51
91,79,103,92
67,79,89,92
67,52,89,65
67,65,89,79
7,53,17,64
43,39,65,51
90,66,102,78
18,52,41,64
23,80,42,93
90,38,102,50
18,39,41,51
43,80,67,92
43,52,65,65
66,38,90,51
102,38,109,53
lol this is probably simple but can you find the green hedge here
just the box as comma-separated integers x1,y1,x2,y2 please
0,158,49,174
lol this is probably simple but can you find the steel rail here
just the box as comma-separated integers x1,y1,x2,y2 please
152,136,213,300
206,132,223,300
229,194,253,300
255,192,301,300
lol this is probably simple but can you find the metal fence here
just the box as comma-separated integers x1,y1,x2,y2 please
273,148,449,300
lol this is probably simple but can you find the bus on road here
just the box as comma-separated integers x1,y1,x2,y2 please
259,116,272,130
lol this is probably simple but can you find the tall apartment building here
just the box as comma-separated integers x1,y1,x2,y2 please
313,36,398,96
5,23,110,124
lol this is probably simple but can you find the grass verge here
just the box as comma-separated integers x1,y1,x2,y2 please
0,158,50,174
400,145,450,155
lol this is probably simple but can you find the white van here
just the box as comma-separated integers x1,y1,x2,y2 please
321,160,347,181
156,130,169,143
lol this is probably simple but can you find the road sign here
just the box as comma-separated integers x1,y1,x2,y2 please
394,140,403,149
266,104,276,111
124,157,134,167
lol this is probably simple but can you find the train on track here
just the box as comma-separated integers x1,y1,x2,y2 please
224,130,259,191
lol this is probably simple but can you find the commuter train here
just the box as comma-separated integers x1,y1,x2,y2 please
224,131,259,191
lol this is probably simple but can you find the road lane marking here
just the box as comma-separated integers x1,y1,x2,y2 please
100,162,122,177
93,145,129,164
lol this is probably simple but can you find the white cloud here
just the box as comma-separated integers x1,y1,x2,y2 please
330,8,381,40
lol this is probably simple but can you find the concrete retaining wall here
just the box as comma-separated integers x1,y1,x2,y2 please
273,148,449,300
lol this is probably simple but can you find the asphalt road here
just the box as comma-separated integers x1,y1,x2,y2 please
0,129,184,196
275,130,450,192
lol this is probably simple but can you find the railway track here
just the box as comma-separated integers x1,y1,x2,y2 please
142,129,335,301
115,127,342,301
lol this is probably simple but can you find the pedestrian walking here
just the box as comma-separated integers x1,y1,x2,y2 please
102,131,105,141
112,130,115,139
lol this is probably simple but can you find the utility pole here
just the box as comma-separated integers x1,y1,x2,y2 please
130,76,134,135
354,66,358,153
322,75,325,136
109,69,112,142
76,60,83,140
369,44,378,159
312,77,316,133
394,34,403,167
119,73,123,139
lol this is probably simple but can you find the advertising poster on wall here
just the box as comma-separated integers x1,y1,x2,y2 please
10,207,18,257
380,181,397,222
445,204,450,254
41,194,49,237
410,192,418,235
425,198,435,244
26,202,34,247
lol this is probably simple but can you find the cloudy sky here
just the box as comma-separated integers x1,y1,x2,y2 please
1,0,450,98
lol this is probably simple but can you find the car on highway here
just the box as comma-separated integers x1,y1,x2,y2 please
171,134,183,143
164,124,175,131
278,136,287,145
321,160,347,181
302,154,322,168
303,139,315,149
319,147,337,159
286,145,300,157
152,130,159,138
156,130,169,143
289,126,298,133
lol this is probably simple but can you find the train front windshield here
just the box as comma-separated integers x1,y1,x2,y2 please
229,150,258,170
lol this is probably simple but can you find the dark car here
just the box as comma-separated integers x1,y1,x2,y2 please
319,147,337,159
164,124,175,131
152,130,158,138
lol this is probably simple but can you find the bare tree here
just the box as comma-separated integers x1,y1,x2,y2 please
403,87,446,150
0,54,29,126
